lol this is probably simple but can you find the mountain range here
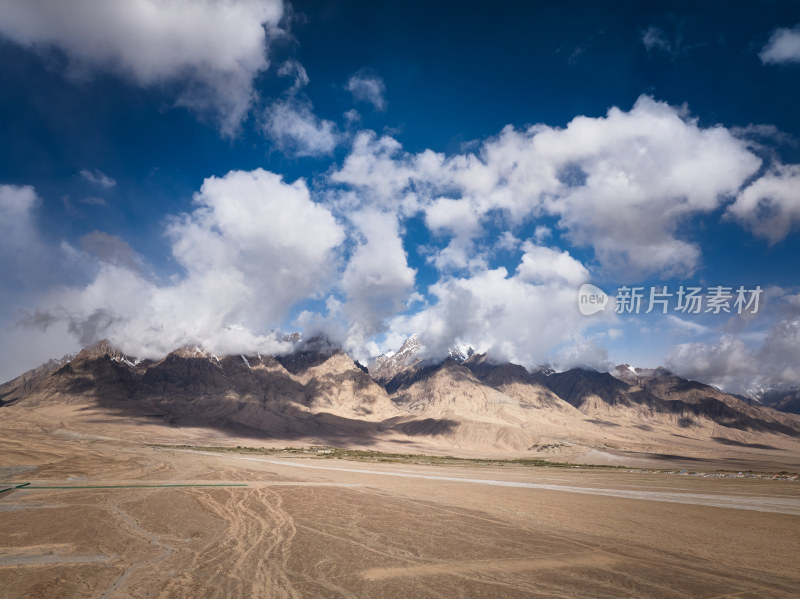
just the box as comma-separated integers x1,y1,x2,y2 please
2,337,799,461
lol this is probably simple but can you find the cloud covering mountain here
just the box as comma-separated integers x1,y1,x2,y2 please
0,1,798,397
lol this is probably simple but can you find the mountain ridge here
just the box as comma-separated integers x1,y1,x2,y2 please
3,338,800,458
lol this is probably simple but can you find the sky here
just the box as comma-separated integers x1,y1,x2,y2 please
1,0,800,396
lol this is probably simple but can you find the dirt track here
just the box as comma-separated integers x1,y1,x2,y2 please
1,409,800,597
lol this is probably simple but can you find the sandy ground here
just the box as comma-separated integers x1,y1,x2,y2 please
1,406,799,598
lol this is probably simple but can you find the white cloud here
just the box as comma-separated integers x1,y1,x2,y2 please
425,197,480,237
346,72,387,111
343,109,361,124
523,96,760,277
168,168,345,318
385,247,610,369
0,185,89,382
495,231,520,252
666,290,800,395
261,100,339,156
423,196,485,271
758,319,800,385
277,59,309,93
666,335,756,392
730,123,798,148
0,0,285,135
30,169,345,359
533,225,551,244
0,184,40,257
516,242,589,287
665,314,710,335
759,25,800,64
79,169,116,189
726,163,800,243
0,185,78,300
552,337,612,372
338,209,416,357
642,25,672,53
332,96,762,279
5,94,797,385
331,132,412,204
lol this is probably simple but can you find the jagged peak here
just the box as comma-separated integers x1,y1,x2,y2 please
610,363,674,382
169,345,212,360
74,339,138,365
448,343,475,363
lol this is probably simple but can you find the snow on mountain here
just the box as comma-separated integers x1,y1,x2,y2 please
448,343,475,363
369,334,422,383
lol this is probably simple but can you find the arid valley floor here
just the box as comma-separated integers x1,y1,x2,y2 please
2,404,799,599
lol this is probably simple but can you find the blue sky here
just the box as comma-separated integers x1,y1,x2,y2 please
1,0,799,395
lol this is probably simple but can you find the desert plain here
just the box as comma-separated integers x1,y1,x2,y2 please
1,403,799,599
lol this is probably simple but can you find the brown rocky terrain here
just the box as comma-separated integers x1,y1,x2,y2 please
2,340,800,598
2,339,800,466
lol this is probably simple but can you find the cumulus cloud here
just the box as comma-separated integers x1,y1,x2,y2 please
726,164,800,243
552,337,612,372
495,231,521,252
0,185,92,382
666,322,800,396
385,258,611,369
666,287,800,395
0,185,77,300
666,335,756,393
0,0,285,135
79,169,116,189
333,96,762,279
511,97,760,277
424,196,486,271
373,240,603,370
330,131,423,210
0,184,41,261
337,209,416,355
346,72,387,111
261,100,339,156
516,242,588,287
759,25,800,64
6,94,798,387
29,169,345,358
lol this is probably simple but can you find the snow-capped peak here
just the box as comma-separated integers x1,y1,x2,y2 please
448,343,475,363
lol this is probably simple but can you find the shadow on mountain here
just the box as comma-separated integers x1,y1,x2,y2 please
69,392,459,446
2,347,459,446
712,437,778,450
383,359,473,394
380,416,460,436
4,340,800,453
585,419,620,427
647,453,704,462
539,368,800,437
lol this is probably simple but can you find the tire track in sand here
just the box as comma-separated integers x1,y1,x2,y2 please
98,492,175,599
171,487,300,598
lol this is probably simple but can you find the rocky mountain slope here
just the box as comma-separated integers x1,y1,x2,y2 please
3,338,800,456
757,389,800,414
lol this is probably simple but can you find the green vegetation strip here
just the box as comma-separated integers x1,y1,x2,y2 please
149,443,625,469
0,482,31,494
19,483,247,490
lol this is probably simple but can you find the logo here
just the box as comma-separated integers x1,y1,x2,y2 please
578,284,609,315
577,283,762,317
